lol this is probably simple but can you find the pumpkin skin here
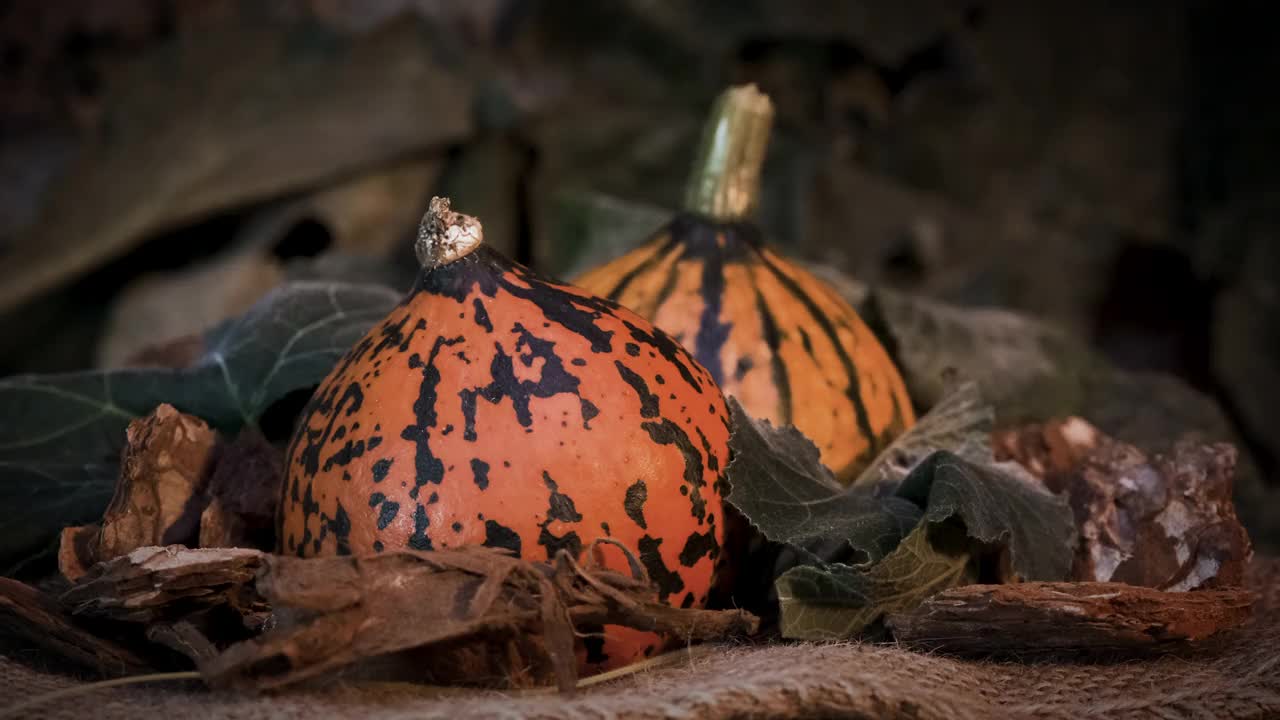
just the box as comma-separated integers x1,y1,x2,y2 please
279,208,730,672
574,86,914,483
574,218,914,481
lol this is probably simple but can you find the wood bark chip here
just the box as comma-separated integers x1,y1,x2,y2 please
57,523,99,582
93,404,220,563
0,577,152,678
203,544,757,693
198,430,283,551
994,419,1252,589
49,542,756,693
888,582,1257,655
60,545,267,626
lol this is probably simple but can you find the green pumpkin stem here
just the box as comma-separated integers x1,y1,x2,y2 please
415,196,484,269
683,83,774,222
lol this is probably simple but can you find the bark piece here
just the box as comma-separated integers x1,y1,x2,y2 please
996,420,1252,589
95,404,220,561
61,545,266,626
198,430,283,551
203,545,758,693
888,582,1257,655
992,416,1101,479
58,523,99,582
0,577,151,677
145,621,219,664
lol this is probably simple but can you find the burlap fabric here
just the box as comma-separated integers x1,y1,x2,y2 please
3,557,1278,720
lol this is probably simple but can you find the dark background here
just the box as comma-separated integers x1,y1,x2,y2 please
1,1,1276,541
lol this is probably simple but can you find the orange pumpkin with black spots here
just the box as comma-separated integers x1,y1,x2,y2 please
574,84,915,483
278,198,730,672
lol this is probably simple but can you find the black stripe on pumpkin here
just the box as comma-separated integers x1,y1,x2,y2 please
603,234,680,301
749,273,793,425
754,249,878,457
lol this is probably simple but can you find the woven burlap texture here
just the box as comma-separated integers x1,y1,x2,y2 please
3,557,1278,720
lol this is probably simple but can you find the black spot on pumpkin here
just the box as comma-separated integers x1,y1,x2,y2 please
483,519,522,555
637,535,684,602
470,458,491,490
377,501,400,530
402,336,464,499
472,297,493,332
615,361,659,418
678,529,719,567
624,480,648,529
371,458,393,483
625,342,640,356
408,504,432,550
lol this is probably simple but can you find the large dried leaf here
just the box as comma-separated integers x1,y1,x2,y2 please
0,15,472,311
0,282,399,568
724,399,922,566
776,523,974,640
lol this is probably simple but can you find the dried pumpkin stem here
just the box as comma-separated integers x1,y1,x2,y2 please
683,83,775,221
415,196,484,269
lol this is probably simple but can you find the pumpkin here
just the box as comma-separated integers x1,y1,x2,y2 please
573,84,915,482
279,197,731,672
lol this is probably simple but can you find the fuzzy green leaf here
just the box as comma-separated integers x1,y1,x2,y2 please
724,398,921,566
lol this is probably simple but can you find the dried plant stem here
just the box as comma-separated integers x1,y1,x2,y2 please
0,671,202,720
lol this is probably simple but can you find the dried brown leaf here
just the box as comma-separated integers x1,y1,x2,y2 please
888,582,1257,656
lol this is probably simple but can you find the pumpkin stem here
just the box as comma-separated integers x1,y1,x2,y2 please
415,196,484,268
683,83,774,222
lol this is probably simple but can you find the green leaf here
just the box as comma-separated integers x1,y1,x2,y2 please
776,522,974,640
896,450,1077,582
724,398,921,566
850,381,993,492
0,281,400,569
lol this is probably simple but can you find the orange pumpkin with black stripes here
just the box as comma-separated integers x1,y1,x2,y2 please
574,84,915,483
278,197,730,673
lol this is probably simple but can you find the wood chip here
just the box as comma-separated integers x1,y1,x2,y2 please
996,421,1252,590
203,546,758,693
888,582,1257,655
60,545,266,625
95,405,220,561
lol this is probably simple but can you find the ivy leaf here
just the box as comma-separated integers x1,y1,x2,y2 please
0,282,399,569
897,450,1077,582
776,522,974,640
850,381,993,492
724,398,921,566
